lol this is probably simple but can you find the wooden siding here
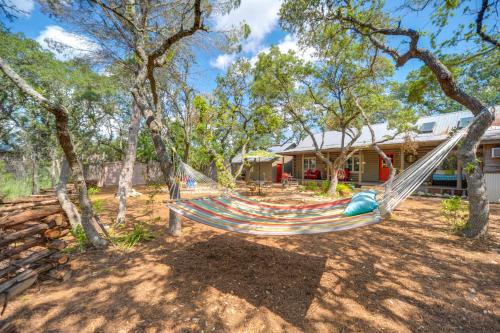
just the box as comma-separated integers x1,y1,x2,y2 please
483,144,500,173
485,173,500,202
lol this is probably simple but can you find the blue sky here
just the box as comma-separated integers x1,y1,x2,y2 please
4,0,480,93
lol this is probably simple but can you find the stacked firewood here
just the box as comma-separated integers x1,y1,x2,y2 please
0,193,73,305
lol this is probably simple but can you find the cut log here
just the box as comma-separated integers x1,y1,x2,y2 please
0,321,16,333
0,196,54,205
3,274,37,300
0,224,48,247
0,249,53,279
46,267,72,282
0,238,43,261
49,253,69,265
43,228,69,240
0,199,59,214
0,269,37,294
42,213,67,227
0,206,62,228
46,239,67,251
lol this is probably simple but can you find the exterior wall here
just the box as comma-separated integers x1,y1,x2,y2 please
483,144,500,173
485,173,500,203
249,162,273,182
85,162,163,187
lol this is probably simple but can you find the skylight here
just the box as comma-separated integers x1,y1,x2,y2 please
419,122,436,133
458,117,474,128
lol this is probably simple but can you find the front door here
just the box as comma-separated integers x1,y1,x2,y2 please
379,154,395,182
276,164,283,182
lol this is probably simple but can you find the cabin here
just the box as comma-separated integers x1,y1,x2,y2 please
280,109,500,202
231,143,295,183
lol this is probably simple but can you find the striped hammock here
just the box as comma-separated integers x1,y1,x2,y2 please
168,194,381,235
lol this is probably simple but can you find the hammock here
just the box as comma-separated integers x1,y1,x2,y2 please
168,194,381,235
167,126,469,235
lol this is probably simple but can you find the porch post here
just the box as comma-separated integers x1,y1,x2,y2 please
400,146,405,171
301,154,304,184
326,151,330,180
457,155,463,190
359,151,363,184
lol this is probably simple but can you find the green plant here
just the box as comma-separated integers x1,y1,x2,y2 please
70,225,89,251
88,186,101,195
0,162,51,199
464,158,481,175
442,196,469,232
113,223,154,248
304,182,319,192
320,180,331,193
336,183,353,197
92,199,104,214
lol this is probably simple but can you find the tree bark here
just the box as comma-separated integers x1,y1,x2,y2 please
0,56,107,248
49,148,60,188
116,101,141,225
56,158,81,228
31,151,39,195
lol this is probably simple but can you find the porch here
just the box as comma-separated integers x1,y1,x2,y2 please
286,145,468,194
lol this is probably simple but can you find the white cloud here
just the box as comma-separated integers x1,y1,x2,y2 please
4,0,34,16
210,53,237,70
250,34,315,65
213,0,282,53
36,25,100,60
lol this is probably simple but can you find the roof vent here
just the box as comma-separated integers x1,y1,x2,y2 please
419,122,436,133
458,117,474,129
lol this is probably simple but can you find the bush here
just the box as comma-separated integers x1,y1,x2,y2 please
442,196,469,232
320,180,331,193
336,183,353,197
70,225,89,251
304,182,319,192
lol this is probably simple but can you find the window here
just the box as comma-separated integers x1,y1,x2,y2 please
458,117,473,128
419,122,436,133
345,155,361,172
303,157,316,171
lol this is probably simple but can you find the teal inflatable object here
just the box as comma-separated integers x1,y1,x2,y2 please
344,190,379,216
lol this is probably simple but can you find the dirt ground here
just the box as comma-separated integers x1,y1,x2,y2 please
3,185,500,332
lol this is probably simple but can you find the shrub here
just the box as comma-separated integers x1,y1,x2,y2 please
70,225,89,251
336,183,353,197
442,196,469,232
304,182,319,192
88,186,101,195
114,223,154,248
320,180,331,193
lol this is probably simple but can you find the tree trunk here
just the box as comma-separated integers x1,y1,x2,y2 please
50,148,60,188
0,56,107,248
116,101,141,225
56,158,81,228
372,144,396,198
31,151,39,195
328,168,339,195
458,108,493,237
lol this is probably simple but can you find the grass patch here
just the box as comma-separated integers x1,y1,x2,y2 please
112,223,154,249
0,162,51,199
69,225,89,252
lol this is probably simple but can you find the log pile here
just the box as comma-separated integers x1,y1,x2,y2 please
0,193,73,308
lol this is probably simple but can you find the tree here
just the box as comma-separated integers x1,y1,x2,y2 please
0,31,107,247
253,44,395,195
280,0,498,237
42,0,241,235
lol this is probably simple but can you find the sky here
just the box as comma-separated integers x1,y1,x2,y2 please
3,0,480,93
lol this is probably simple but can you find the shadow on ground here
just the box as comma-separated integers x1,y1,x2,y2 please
3,188,500,332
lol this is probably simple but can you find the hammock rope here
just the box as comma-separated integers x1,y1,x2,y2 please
166,126,469,235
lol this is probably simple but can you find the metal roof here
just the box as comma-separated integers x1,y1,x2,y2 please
231,143,295,163
282,108,500,155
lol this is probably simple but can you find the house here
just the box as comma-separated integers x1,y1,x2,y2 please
280,109,500,202
231,143,296,182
